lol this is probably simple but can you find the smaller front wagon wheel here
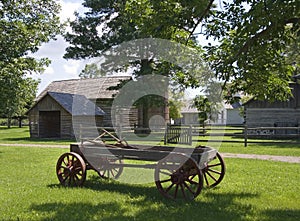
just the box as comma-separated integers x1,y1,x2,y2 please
56,152,86,187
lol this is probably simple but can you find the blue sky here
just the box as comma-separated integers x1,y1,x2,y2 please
32,0,86,94
33,0,214,97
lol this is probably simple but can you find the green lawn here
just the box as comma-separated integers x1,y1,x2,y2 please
0,127,299,220
1,126,300,156
0,126,75,145
0,145,299,221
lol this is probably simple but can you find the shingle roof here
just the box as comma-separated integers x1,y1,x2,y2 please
48,92,105,116
37,76,131,101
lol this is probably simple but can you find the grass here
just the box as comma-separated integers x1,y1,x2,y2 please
0,145,299,221
0,126,75,145
1,126,300,157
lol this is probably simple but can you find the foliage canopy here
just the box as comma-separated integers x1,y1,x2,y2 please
65,0,299,102
0,0,62,127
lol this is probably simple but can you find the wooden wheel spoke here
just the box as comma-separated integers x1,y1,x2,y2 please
63,158,69,166
159,178,172,184
73,174,79,181
165,183,175,193
66,155,70,164
71,155,75,164
180,184,187,199
73,166,82,172
208,163,222,168
188,174,196,180
203,172,210,186
61,174,70,184
174,184,179,198
207,168,222,175
160,170,173,176
68,175,72,186
58,165,69,171
187,178,199,185
206,171,218,182
112,168,119,173
110,169,115,177
183,181,196,195
101,169,107,176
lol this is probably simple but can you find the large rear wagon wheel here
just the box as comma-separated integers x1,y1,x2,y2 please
155,154,203,201
56,152,86,187
202,152,225,187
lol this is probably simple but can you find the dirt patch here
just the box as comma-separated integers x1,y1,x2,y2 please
222,153,300,164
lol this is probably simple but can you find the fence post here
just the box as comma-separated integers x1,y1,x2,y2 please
164,124,168,145
244,125,248,147
189,125,192,145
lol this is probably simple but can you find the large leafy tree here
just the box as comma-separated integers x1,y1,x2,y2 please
0,0,62,127
64,0,214,127
204,0,299,101
64,0,299,102
64,0,212,85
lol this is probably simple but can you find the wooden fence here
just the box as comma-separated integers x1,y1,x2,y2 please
78,124,300,147
164,124,192,145
195,125,300,147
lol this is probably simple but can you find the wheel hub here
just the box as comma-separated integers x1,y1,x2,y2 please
171,169,187,184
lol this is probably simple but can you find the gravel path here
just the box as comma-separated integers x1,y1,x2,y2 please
222,153,300,164
1,143,299,164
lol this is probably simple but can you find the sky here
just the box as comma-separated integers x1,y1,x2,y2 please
32,0,86,94
32,0,212,97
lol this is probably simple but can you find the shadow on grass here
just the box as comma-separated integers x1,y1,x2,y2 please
262,209,300,221
2,137,75,143
40,176,264,221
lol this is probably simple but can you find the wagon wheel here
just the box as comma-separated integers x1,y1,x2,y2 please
155,154,203,200
97,157,124,180
202,152,225,187
56,152,86,187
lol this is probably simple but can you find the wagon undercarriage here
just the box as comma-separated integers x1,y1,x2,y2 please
56,128,225,200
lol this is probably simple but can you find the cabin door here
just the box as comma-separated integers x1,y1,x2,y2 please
39,111,61,138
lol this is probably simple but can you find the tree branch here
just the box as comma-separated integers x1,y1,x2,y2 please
185,0,214,45
235,17,299,59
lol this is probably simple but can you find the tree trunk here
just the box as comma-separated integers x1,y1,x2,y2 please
18,117,22,128
7,117,11,129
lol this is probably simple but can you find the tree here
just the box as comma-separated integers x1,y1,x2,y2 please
0,0,62,127
168,87,185,122
0,74,39,128
79,63,106,78
64,0,216,128
192,94,220,124
203,0,299,102
64,0,212,85
64,0,299,102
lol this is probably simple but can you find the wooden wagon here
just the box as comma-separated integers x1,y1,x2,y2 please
56,128,225,200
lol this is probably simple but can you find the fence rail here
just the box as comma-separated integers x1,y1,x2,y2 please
78,125,300,147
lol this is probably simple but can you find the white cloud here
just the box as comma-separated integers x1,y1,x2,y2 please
59,0,83,22
34,36,68,59
63,60,83,77
43,66,55,75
